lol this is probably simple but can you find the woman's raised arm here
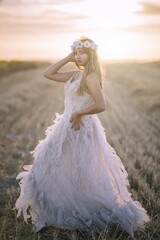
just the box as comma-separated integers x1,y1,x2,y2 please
42,53,76,83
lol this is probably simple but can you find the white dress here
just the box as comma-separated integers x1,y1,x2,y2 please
14,72,149,238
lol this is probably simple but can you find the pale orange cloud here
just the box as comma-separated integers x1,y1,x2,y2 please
123,23,160,34
0,4,87,39
134,0,160,15
122,0,160,33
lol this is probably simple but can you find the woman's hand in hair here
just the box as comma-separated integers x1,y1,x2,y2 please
66,52,75,63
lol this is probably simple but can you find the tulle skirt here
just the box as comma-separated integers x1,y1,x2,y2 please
14,113,149,237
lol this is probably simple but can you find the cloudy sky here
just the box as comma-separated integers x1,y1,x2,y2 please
0,0,160,61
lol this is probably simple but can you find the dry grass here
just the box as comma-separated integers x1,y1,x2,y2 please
0,60,49,77
0,60,160,240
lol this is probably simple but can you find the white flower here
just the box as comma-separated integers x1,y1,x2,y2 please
90,42,98,50
76,41,83,48
83,41,91,48
71,41,77,50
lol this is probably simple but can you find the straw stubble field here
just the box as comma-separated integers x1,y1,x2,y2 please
0,60,159,240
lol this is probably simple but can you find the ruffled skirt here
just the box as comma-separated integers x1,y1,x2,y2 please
14,113,149,237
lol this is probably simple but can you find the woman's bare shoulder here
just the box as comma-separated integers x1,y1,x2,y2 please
86,72,100,83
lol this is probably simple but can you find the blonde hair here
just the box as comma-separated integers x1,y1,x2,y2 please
73,36,103,96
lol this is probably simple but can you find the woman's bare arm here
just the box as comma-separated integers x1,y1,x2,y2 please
69,72,106,130
77,72,106,116
42,53,76,83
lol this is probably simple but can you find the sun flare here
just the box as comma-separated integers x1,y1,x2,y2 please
53,0,152,61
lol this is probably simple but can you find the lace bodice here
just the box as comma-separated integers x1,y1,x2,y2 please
64,74,94,118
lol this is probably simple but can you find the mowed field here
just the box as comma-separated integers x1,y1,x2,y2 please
0,60,160,240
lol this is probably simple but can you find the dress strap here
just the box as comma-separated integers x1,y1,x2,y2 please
73,70,79,78
71,70,79,83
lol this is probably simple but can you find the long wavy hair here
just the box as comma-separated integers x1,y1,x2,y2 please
73,36,104,96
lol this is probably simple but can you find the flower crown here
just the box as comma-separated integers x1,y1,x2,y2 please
71,40,98,51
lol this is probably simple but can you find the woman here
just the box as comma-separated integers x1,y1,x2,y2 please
14,36,149,238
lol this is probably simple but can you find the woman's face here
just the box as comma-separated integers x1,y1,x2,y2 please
74,48,89,67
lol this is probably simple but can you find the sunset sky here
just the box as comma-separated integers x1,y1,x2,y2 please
0,0,160,61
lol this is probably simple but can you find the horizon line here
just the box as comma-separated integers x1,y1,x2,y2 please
0,57,160,64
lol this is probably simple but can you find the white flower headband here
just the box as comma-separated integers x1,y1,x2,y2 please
71,40,98,51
